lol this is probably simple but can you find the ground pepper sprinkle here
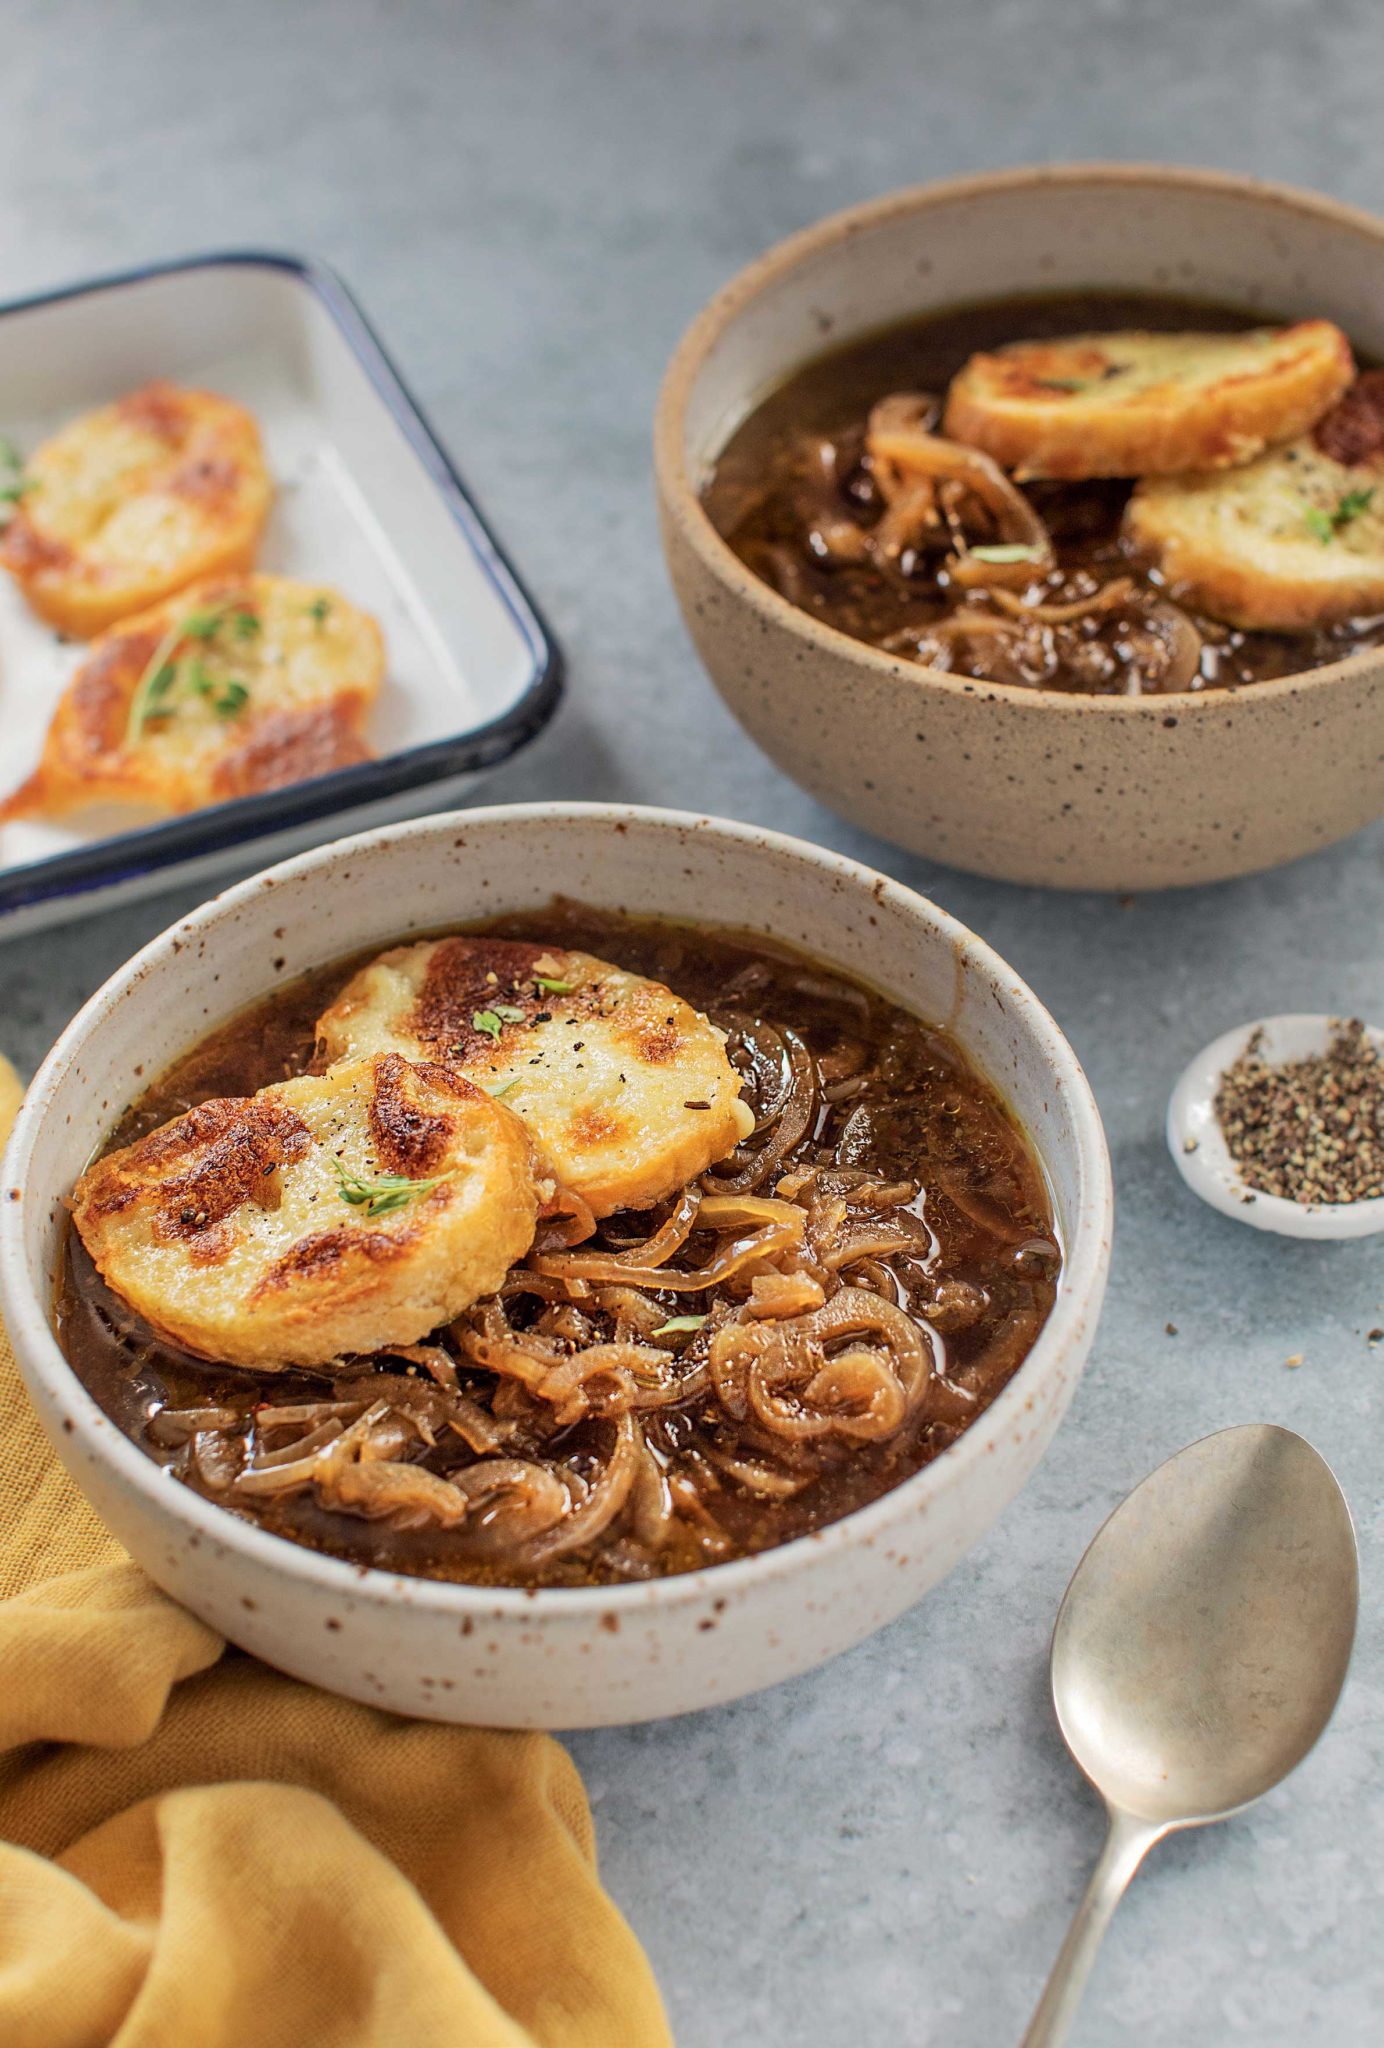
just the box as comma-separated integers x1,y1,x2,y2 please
1215,1020,1384,1205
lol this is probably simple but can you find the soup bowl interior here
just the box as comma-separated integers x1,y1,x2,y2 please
0,804,1111,1726
656,165,1384,890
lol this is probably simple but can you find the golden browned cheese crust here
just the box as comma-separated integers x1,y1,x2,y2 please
315,937,755,1216
943,321,1354,480
0,573,383,823
0,381,273,635
69,1053,543,1368
1124,372,1384,629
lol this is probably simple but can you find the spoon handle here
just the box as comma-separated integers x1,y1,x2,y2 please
1019,1807,1162,2048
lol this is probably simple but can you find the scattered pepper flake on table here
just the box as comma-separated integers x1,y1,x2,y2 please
1214,1020,1384,1205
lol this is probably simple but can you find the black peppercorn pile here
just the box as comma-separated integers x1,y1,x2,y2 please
1215,1020,1384,1206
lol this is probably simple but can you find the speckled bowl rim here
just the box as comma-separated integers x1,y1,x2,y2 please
0,802,1111,1622
655,160,1384,718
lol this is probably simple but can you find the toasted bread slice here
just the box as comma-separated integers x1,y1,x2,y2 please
1125,372,1384,629
942,321,1353,481
70,1053,543,1368
315,937,755,1216
0,573,382,822
0,382,273,635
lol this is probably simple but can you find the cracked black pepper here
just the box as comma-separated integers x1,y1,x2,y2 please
1214,1021,1384,1205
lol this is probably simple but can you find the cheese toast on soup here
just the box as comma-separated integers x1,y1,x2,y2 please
942,321,1353,480
69,1053,544,1369
315,937,755,1217
0,573,382,822
0,381,272,635
1125,371,1384,629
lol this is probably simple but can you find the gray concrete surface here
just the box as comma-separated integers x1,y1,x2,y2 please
2,2,1381,2041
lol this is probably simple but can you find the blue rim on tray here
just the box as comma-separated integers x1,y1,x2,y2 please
0,249,563,920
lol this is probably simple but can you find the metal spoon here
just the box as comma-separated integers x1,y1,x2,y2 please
1021,1424,1357,2048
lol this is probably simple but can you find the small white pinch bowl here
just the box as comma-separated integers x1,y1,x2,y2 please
0,805,1111,1728
1168,1014,1384,1241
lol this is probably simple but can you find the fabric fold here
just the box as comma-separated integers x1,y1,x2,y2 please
0,1060,670,2048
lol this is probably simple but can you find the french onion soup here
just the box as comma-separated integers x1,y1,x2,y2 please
704,293,1384,695
58,907,1059,1589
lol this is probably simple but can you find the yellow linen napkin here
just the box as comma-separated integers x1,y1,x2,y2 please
0,1057,671,2048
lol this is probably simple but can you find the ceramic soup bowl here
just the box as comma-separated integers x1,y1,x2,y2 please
656,165,1384,890
0,804,1111,1727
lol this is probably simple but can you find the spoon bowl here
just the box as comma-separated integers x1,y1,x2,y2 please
1023,1425,1357,2047
1053,1424,1358,1826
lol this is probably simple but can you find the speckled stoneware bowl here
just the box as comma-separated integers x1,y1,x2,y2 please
0,804,1111,1728
656,165,1384,890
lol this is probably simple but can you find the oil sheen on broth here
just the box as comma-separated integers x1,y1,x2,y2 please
704,292,1384,694
57,908,1060,1589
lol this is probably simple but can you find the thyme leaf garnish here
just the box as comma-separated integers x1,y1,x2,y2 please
0,438,32,526
187,658,250,718
125,599,258,743
968,542,1045,565
1306,488,1375,545
332,1159,449,1218
652,1315,708,1337
472,1004,525,1040
213,679,250,717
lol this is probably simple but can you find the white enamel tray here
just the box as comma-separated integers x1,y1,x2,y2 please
0,253,561,939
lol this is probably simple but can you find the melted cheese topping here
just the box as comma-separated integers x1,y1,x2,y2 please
0,573,382,822
0,381,273,635
944,321,1354,480
315,937,755,1216
1126,394,1384,629
70,1053,542,1368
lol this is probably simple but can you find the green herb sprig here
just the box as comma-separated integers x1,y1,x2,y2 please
471,1004,526,1041
187,656,251,718
968,543,1046,565
0,438,33,525
332,1158,449,1218
534,975,574,995
652,1315,708,1338
1305,488,1375,545
125,600,258,743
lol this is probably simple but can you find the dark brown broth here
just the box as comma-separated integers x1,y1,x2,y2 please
705,291,1384,694
57,908,1059,1587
